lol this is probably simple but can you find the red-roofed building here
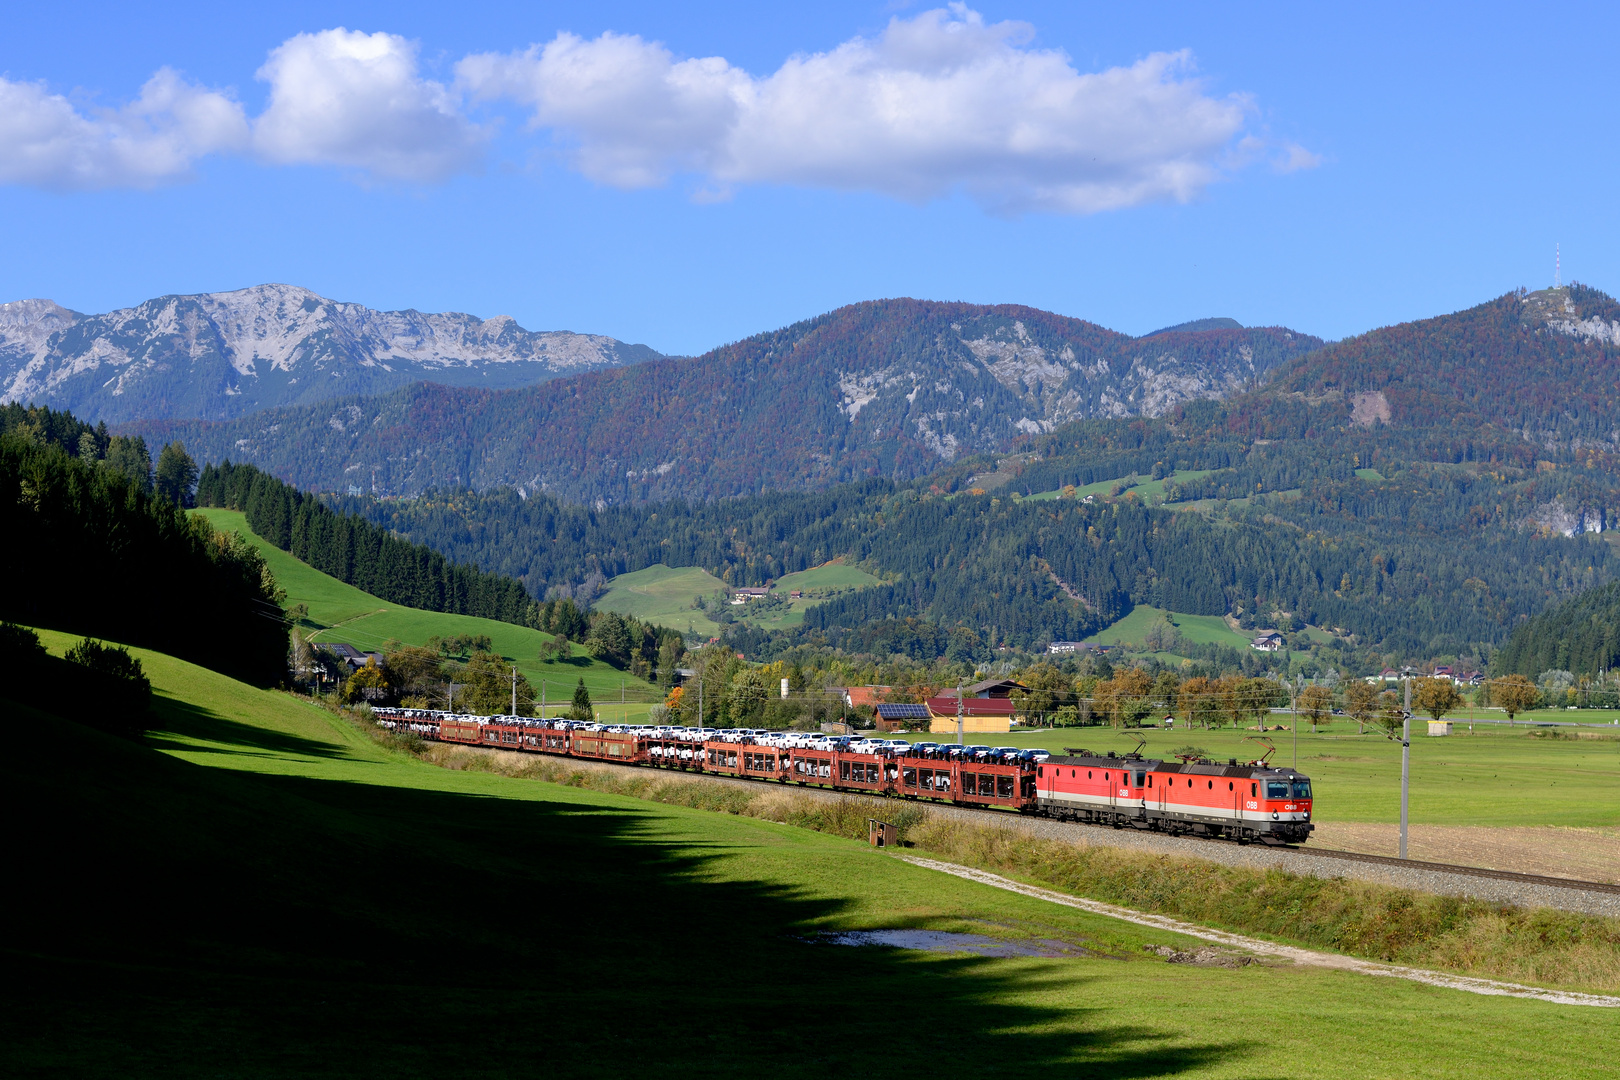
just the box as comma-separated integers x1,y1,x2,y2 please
842,686,892,709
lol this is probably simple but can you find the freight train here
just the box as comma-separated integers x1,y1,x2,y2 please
374,709,1315,844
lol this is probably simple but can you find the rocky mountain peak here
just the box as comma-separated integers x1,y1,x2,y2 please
0,285,663,424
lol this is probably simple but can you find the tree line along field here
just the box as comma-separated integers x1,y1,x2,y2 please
192,508,661,710
6,630,1617,1077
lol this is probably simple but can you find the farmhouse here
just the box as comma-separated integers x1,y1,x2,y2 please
1047,640,1110,655
320,642,385,670
729,586,771,604
935,677,1028,700
1249,631,1284,652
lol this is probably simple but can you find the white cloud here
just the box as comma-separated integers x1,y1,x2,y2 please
459,4,1260,213
0,69,247,190
1273,142,1323,173
253,28,486,182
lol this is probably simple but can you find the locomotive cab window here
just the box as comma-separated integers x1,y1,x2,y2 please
1250,783,1257,797
1293,780,1313,799
1134,771,1145,787
1266,781,1290,799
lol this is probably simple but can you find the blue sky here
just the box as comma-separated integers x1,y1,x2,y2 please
1,2,1614,355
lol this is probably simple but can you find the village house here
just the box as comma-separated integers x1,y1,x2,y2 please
729,586,771,604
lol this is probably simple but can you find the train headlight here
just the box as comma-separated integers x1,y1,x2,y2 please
1272,812,1279,820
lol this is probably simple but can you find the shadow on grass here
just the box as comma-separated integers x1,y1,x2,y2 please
143,692,351,760
4,709,1250,1078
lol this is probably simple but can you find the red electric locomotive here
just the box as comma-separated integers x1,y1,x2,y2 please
1036,748,1313,843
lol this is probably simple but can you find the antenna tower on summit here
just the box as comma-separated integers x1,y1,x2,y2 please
1556,243,1561,288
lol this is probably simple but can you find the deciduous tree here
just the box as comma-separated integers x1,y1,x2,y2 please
1413,677,1463,724
1488,674,1539,727
1298,685,1334,732
1344,680,1378,734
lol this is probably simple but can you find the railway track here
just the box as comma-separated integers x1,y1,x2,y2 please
662,760,1620,898
1274,844,1620,896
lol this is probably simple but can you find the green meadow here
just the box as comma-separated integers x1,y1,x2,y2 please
594,562,729,638
914,720,1620,829
192,507,659,710
5,632,1617,1077
1024,468,1214,504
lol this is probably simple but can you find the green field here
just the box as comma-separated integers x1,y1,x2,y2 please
1356,468,1388,481
594,562,728,638
1025,469,1213,504
1091,604,1255,651
192,507,659,710
6,633,1616,1076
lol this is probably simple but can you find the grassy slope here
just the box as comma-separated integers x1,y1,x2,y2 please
594,563,728,638
193,507,658,709
5,637,1616,1077
775,561,881,590
1091,604,1255,650
597,560,883,635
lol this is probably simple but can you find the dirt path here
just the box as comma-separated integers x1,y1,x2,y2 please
900,855,1620,1008
1313,823,1620,883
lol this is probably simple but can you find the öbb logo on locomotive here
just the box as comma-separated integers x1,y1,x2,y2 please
375,710,1314,844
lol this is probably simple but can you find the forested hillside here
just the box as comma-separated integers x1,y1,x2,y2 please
134,299,1319,503
0,407,286,683
333,413,1612,668
1493,580,1620,678
1258,285,1620,444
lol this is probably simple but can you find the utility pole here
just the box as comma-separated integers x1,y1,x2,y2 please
1291,676,1301,771
698,670,704,733
447,681,454,714
956,680,964,745
1400,676,1412,860
511,667,518,717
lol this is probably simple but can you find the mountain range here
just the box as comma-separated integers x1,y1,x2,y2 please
0,284,664,424
135,298,1320,503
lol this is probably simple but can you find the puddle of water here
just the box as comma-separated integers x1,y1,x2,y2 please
818,929,1091,958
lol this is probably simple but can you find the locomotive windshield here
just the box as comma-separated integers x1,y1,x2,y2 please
1266,781,1290,799
1293,780,1313,799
